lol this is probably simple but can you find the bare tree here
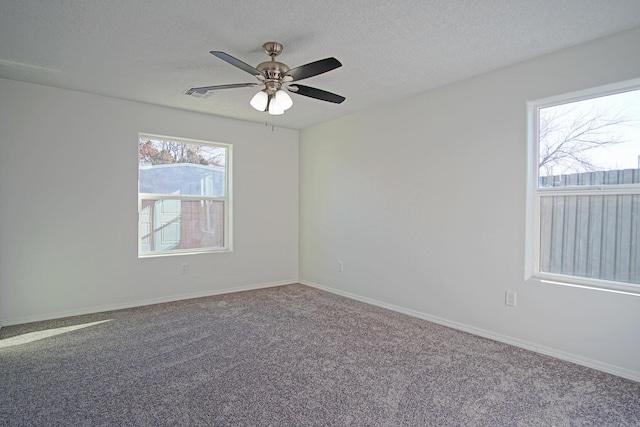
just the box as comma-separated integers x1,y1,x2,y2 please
195,145,226,167
538,106,638,176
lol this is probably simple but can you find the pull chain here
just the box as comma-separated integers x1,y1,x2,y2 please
265,121,275,132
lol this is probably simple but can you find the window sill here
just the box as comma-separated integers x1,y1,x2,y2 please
526,274,640,297
138,248,232,259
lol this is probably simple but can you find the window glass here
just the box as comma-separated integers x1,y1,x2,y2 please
138,135,231,256
538,90,640,187
539,194,639,285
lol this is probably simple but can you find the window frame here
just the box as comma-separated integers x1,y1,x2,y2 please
526,79,640,295
137,133,233,258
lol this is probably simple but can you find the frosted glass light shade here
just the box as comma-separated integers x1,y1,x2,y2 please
250,90,268,111
268,101,284,115
275,90,293,111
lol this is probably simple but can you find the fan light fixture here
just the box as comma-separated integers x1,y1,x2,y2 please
185,42,345,115
250,89,293,115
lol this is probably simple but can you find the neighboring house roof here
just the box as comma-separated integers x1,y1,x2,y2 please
139,163,225,196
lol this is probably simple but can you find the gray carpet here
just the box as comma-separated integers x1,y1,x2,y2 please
1,284,638,426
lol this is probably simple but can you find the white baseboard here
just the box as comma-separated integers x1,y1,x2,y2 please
0,280,294,327
300,280,640,383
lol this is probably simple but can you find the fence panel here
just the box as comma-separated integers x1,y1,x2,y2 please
539,169,640,285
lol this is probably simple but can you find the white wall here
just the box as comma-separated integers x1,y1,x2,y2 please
0,79,299,325
299,27,640,380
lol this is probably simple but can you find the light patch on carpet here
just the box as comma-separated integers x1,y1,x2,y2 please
0,319,112,348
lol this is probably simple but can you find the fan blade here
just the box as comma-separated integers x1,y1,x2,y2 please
186,83,258,95
284,57,342,82
288,84,345,104
210,51,262,77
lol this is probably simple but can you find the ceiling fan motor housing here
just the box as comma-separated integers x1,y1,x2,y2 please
257,60,289,81
257,41,290,83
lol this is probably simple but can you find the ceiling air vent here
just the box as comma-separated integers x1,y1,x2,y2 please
184,86,213,98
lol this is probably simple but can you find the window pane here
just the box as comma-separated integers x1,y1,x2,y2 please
538,89,640,188
139,137,226,196
139,199,225,254
539,194,640,285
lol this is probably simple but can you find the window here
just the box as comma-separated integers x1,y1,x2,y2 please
528,80,640,294
138,134,231,257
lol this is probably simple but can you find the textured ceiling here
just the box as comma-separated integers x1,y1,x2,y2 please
2,0,640,130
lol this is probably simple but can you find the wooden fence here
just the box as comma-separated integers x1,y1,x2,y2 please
539,169,640,285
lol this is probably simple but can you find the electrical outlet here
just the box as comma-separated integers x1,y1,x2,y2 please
181,263,189,274
505,290,516,307
337,261,344,272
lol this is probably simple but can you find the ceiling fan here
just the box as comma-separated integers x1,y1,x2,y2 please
186,42,345,115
